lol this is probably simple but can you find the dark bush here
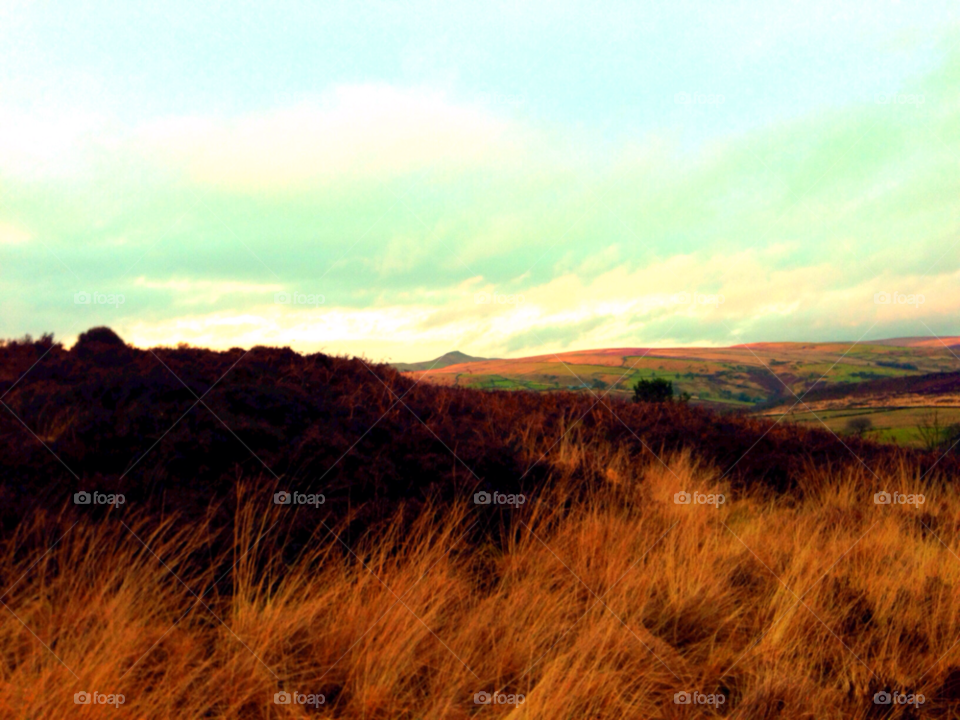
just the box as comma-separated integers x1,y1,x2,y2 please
632,377,674,403
845,417,873,437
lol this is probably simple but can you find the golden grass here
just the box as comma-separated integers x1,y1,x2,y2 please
1,453,959,718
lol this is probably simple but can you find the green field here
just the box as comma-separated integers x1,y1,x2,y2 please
762,406,960,448
422,344,958,406
401,338,960,447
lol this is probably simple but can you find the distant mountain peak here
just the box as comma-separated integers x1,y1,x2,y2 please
438,350,475,361
392,351,493,372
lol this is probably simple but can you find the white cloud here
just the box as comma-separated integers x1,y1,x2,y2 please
0,84,525,188
107,250,960,362
138,84,515,190
132,277,283,304
120,305,443,355
0,108,113,179
0,223,29,245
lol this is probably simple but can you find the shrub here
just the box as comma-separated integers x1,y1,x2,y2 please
632,377,674,403
845,416,873,437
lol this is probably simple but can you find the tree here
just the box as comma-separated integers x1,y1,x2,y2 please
845,416,873,437
917,411,960,451
632,377,674,403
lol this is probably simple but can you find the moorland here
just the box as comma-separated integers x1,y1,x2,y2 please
1,329,959,718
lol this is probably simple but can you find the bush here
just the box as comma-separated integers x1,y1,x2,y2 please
845,416,873,437
632,377,674,403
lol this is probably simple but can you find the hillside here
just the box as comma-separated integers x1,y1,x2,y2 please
763,369,960,409
756,369,960,447
397,338,960,410
1,331,953,533
3,330,960,718
390,350,493,372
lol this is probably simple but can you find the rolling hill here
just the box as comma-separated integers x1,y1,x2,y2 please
390,350,493,372
395,337,960,409
3,330,960,717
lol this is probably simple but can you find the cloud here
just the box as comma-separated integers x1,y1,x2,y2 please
131,277,284,305
0,223,29,245
120,305,444,356
0,107,120,180
97,246,959,362
3,50,960,360
138,84,515,191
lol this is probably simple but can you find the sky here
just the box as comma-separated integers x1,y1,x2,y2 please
2,0,959,362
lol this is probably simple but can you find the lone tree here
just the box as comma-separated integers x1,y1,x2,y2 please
845,416,873,437
632,377,674,403
917,411,960,451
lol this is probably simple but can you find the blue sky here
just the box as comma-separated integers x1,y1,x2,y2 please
2,1,959,360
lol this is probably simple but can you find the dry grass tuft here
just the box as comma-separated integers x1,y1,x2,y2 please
1,455,958,718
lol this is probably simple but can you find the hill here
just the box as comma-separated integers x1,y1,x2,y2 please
757,368,960,447
3,330,960,718
870,336,960,349
390,350,493,372
2,330,954,529
763,368,960,409
398,338,960,410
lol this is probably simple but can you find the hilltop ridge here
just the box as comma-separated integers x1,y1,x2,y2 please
1,329,954,532
394,338,960,413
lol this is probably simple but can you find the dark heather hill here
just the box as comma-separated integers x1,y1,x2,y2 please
763,370,960,407
0,330,956,539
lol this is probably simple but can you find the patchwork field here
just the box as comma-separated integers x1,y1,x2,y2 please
398,337,960,446
400,338,960,402
758,407,960,447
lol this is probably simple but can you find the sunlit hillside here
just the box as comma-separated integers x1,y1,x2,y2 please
399,340,960,406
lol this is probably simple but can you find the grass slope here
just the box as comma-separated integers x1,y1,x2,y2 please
1,330,959,718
